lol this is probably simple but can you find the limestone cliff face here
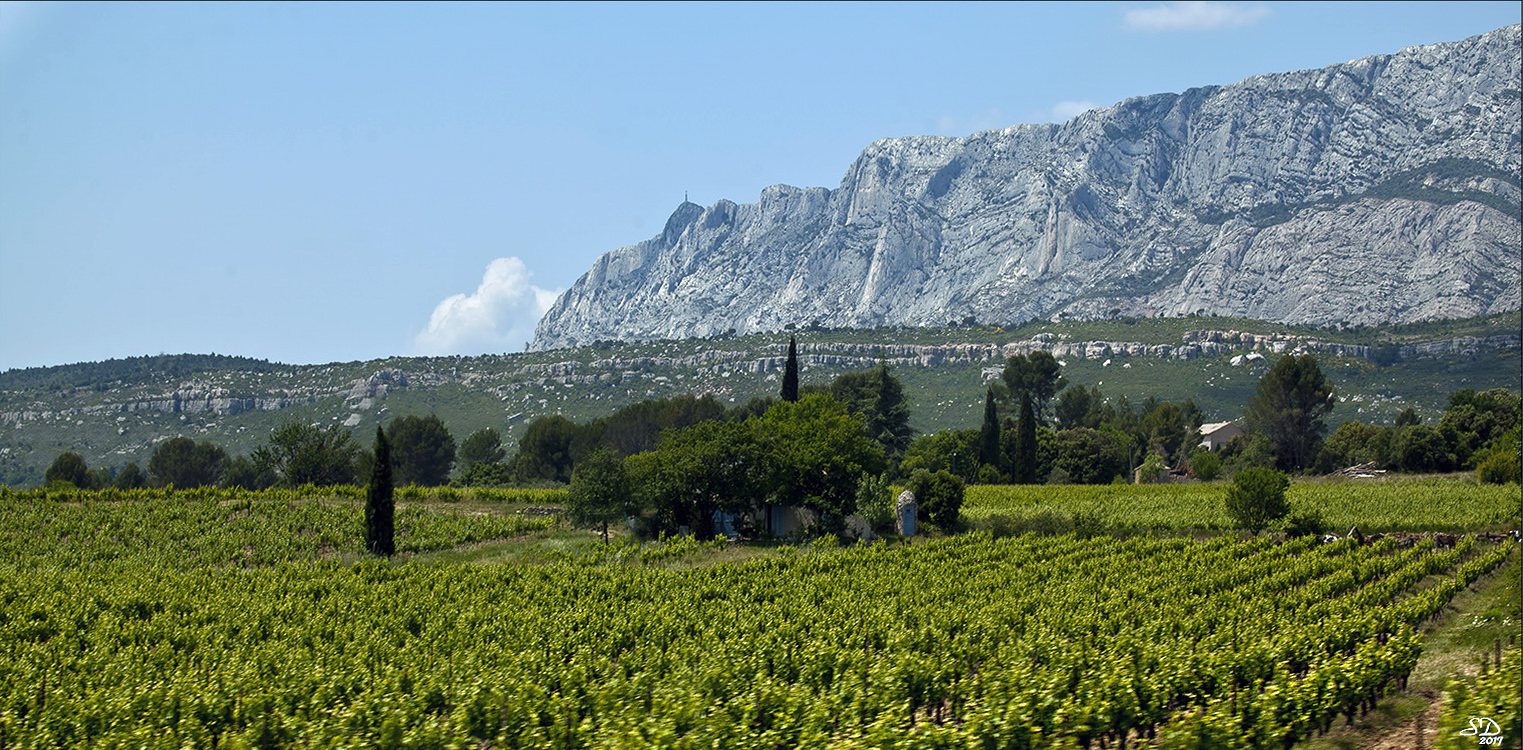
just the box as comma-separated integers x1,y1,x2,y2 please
533,26,1522,351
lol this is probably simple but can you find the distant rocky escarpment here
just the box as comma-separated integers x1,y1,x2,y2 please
534,25,1521,351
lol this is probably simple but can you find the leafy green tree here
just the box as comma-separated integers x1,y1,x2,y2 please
726,396,777,423
902,429,980,482
1394,424,1457,473
855,472,894,529
1315,421,1395,472
1135,453,1168,484
1221,433,1276,475
752,394,885,531
781,336,799,403
148,437,229,488
908,468,965,530
221,455,276,490
1244,354,1336,472
1047,428,1128,484
566,448,635,545
1394,408,1420,427
456,428,506,474
252,422,361,487
387,415,456,487
45,451,93,488
113,461,148,490
630,419,766,538
457,462,516,487
1440,388,1521,467
506,415,578,484
365,426,394,556
979,388,1001,471
1223,467,1290,534
593,394,729,457
1002,351,1068,423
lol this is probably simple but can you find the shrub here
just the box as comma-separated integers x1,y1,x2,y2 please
981,514,1020,539
977,464,1004,485
979,512,1069,538
1136,454,1167,484
1473,426,1521,485
1477,450,1521,485
1190,450,1221,482
457,462,516,487
1224,467,1290,534
909,469,965,530
1282,508,1327,538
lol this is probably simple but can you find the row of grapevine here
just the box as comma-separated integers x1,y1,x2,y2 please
1,527,1511,747
961,481,1519,532
0,493,555,569
1437,640,1520,749
0,484,568,507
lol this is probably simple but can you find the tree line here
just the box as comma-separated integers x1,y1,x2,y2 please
41,341,1522,522
43,414,469,492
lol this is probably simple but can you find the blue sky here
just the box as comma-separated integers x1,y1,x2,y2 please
2,1,1518,371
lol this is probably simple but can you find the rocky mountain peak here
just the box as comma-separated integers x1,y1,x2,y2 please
533,25,1522,351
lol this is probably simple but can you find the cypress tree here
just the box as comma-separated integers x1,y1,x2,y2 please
979,387,1001,469
781,335,799,402
365,426,395,556
1014,391,1038,483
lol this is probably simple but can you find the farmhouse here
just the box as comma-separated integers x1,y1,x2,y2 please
1199,421,1246,451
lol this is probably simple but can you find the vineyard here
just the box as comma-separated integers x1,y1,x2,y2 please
0,486,561,568
962,480,1521,533
0,486,1517,748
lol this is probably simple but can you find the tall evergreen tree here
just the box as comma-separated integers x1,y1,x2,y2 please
365,426,395,556
1013,391,1038,483
979,387,1001,469
781,336,799,403
868,362,913,458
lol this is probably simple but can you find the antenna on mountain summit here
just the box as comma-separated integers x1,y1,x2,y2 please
685,191,689,203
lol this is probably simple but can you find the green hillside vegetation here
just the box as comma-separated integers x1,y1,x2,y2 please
1,314,1517,488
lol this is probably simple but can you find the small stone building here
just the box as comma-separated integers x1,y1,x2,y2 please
895,490,916,536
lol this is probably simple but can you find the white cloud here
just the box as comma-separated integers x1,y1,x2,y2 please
414,257,560,356
1124,2,1270,32
1048,100,1099,122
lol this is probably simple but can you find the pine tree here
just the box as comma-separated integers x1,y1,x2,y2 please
781,336,799,402
979,387,1001,470
365,426,395,556
1245,354,1336,472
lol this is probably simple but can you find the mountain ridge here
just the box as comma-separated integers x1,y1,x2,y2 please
533,25,1522,351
